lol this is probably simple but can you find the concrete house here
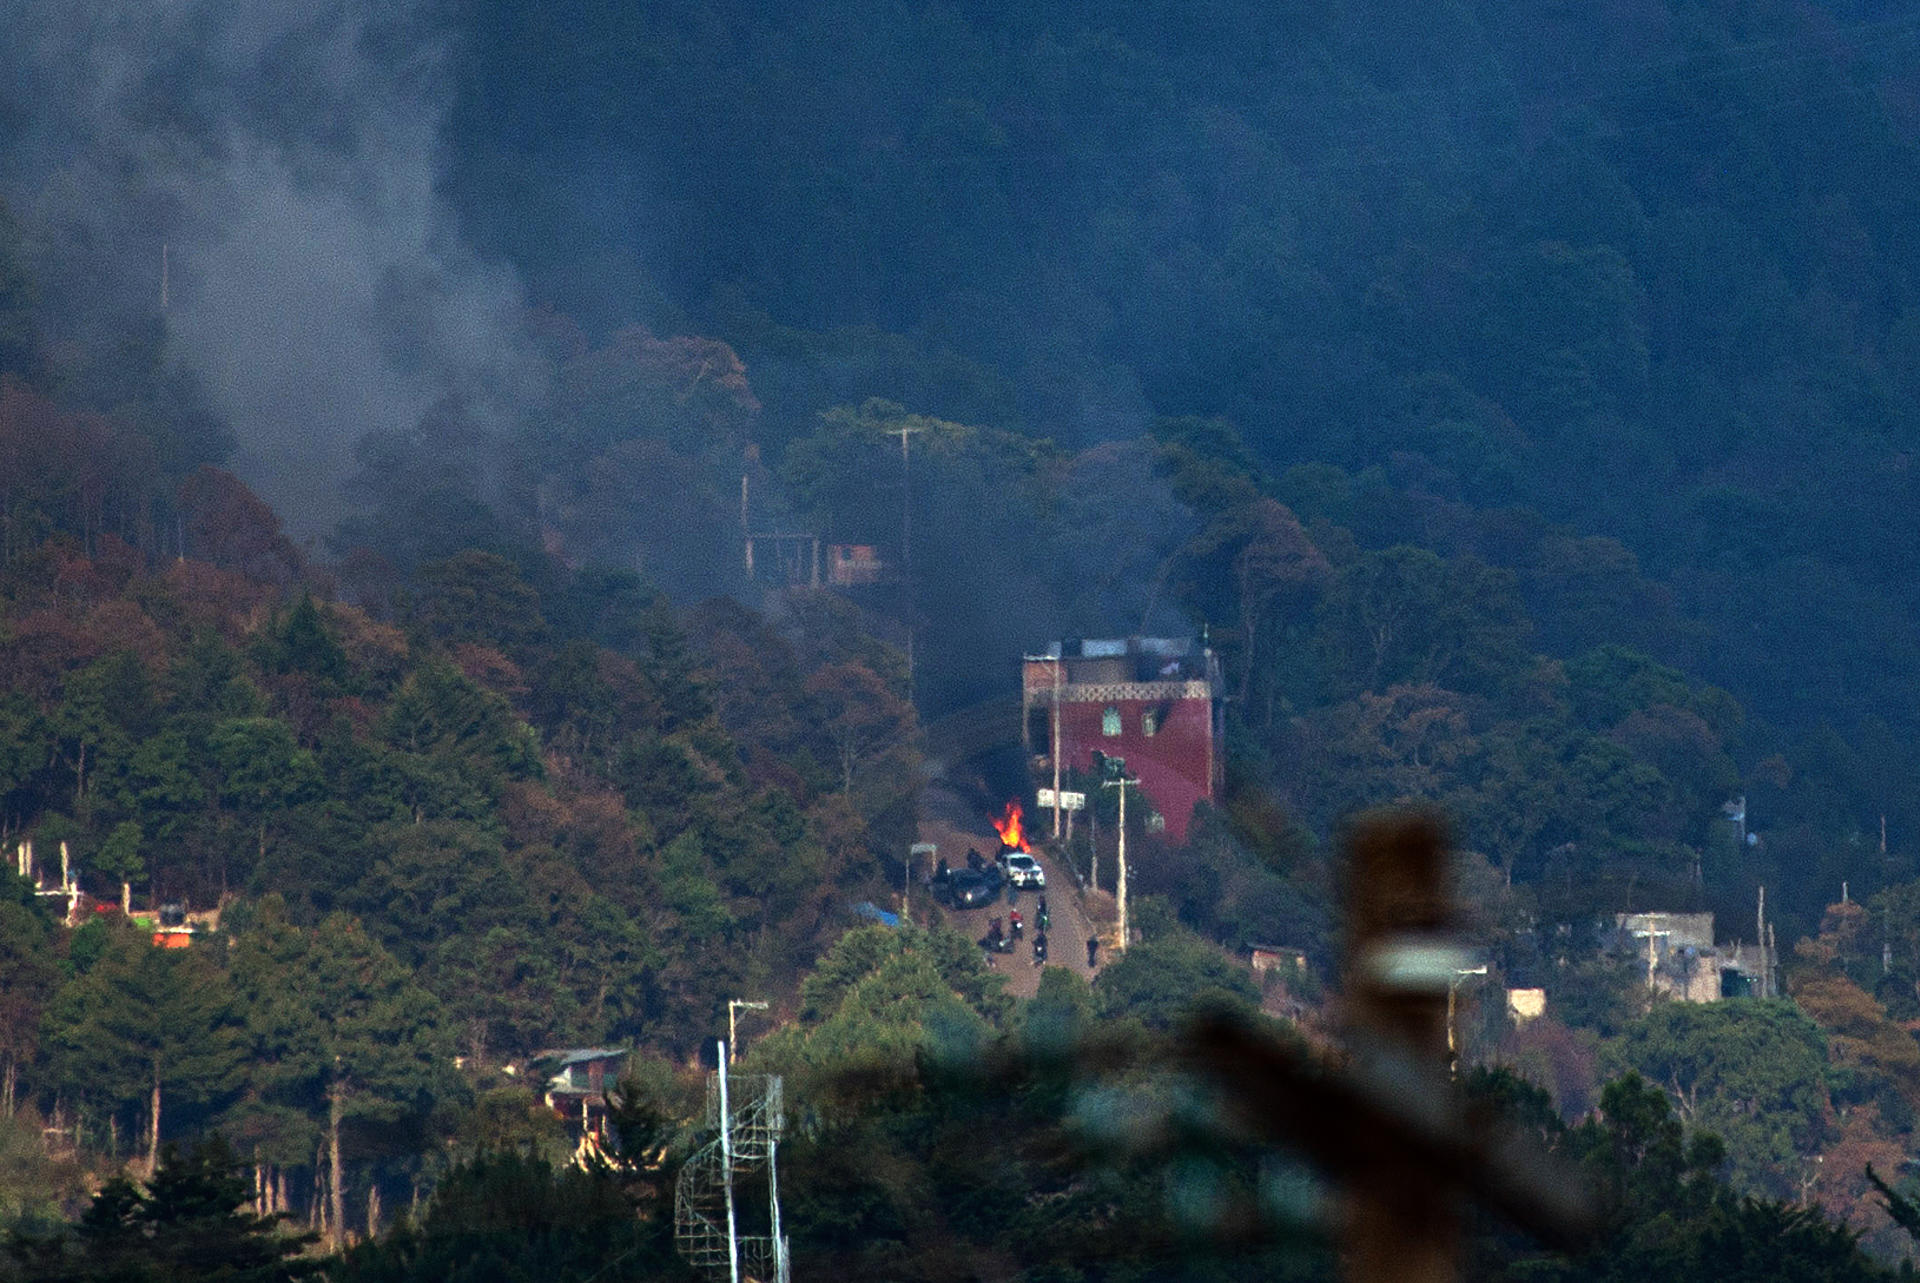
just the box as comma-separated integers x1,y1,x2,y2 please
1021,637,1225,843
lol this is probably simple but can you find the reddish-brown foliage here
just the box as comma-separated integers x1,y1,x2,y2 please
0,379,157,561
177,466,303,585
451,642,529,699
159,557,279,642
81,601,167,674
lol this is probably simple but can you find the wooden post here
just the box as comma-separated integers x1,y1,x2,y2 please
1344,813,1459,1283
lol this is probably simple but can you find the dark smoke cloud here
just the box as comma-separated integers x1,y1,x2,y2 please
0,1,540,537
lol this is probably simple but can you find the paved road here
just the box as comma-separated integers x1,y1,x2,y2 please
915,781,1105,999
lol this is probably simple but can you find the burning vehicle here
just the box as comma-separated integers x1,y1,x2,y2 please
991,799,1031,854
990,801,1045,886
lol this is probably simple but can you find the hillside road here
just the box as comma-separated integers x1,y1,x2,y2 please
916,781,1103,999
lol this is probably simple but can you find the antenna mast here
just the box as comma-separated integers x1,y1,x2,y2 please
676,1041,789,1283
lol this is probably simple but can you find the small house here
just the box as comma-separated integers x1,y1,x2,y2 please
539,1047,631,1135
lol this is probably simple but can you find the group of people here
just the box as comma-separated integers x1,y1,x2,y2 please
981,909,1050,966
972,885,1103,971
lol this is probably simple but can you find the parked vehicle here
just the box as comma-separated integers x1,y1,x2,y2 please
943,868,1001,909
1003,852,1046,889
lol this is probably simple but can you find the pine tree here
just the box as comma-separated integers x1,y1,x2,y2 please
40,930,245,1168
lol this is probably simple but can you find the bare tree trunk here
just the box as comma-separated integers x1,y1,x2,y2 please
148,1066,161,1173
275,1167,287,1217
328,1078,346,1249
2,1056,15,1117
311,1142,327,1234
366,1184,382,1241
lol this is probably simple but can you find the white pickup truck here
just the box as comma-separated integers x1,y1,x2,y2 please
1002,852,1046,889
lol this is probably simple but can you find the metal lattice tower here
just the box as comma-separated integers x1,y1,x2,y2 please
675,1045,788,1283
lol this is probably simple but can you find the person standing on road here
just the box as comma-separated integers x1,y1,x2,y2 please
1086,935,1100,969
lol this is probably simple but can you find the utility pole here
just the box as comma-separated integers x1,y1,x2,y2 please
717,1043,740,1283
885,423,923,701
1051,654,1063,839
727,1001,768,1066
1102,771,1139,953
1089,803,1098,893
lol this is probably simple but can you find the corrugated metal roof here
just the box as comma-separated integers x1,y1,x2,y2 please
551,1047,630,1066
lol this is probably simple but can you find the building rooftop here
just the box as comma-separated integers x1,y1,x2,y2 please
539,1047,631,1068
1031,636,1199,660
1025,637,1219,693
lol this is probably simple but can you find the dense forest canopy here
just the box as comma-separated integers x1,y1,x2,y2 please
3,0,1920,1278
441,0,1920,741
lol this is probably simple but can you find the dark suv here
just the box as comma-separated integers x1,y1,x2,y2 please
943,868,1001,909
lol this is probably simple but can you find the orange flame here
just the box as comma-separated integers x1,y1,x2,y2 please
991,800,1030,852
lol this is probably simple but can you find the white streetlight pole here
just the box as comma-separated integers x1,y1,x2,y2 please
727,1000,768,1065
717,1041,740,1283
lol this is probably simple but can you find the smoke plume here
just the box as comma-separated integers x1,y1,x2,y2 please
0,0,538,537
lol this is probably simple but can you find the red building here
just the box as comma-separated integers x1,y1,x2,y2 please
1021,637,1224,843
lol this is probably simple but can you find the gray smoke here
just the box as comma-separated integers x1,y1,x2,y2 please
0,1,539,537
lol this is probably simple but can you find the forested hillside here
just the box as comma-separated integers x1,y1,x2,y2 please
447,0,1920,757
4,0,1920,1278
